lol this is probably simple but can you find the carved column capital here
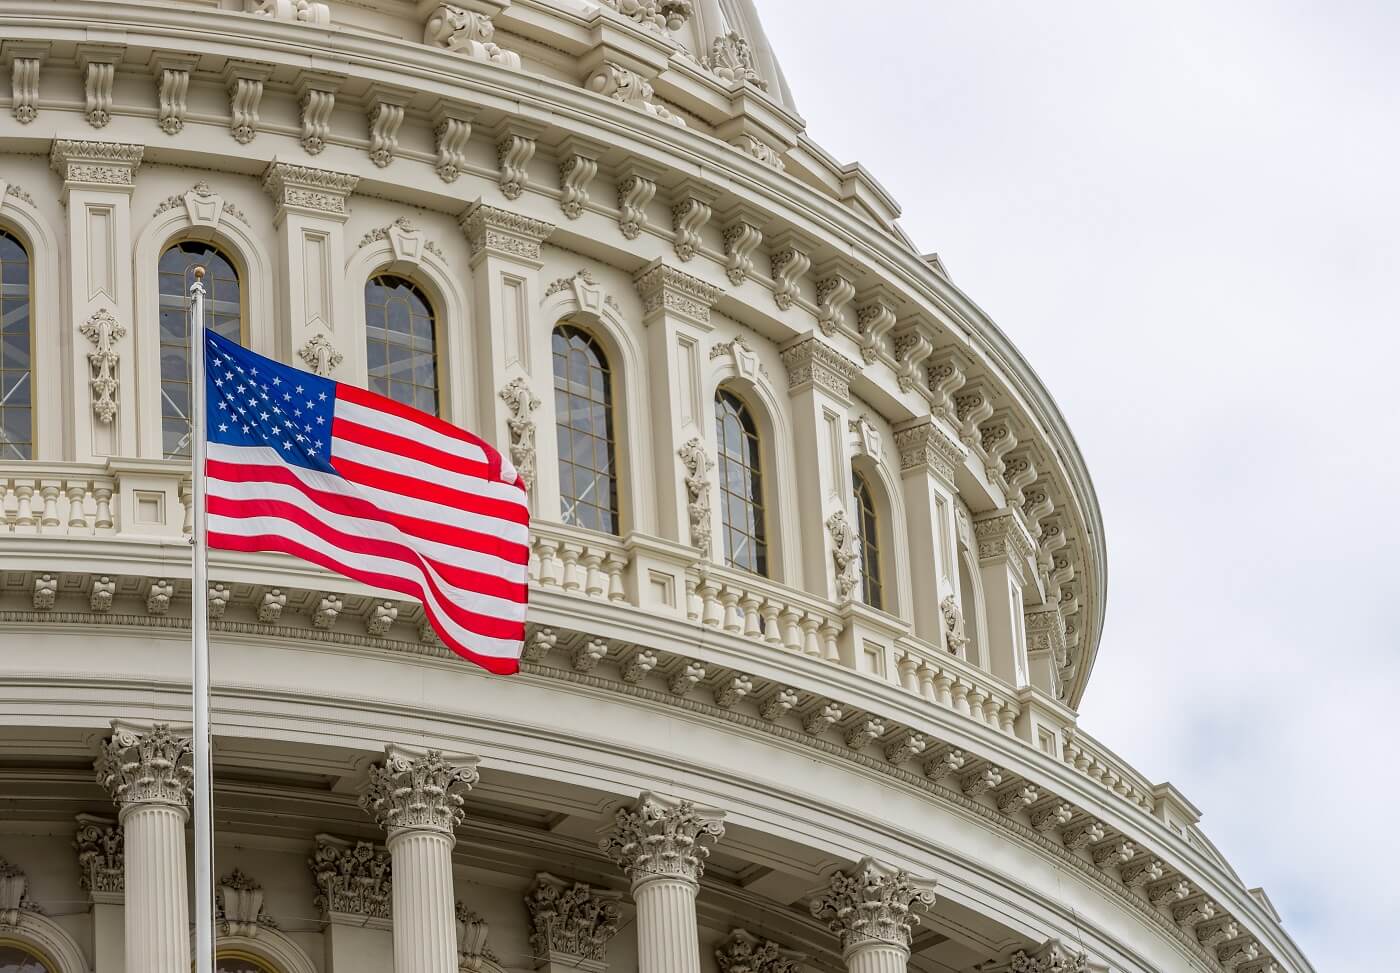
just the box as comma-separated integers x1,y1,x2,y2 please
74,814,124,903
525,872,622,967
309,833,393,924
715,928,806,973
809,858,935,952
633,260,723,328
261,160,359,221
94,721,193,812
361,744,479,836
600,791,725,886
892,417,965,486
780,336,861,403
990,939,1090,973
460,200,555,264
49,139,143,195
973,509,1038,569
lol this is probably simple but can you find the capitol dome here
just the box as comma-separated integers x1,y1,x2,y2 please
0,2,1311,973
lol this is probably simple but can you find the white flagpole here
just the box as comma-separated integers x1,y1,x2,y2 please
189,267,215,973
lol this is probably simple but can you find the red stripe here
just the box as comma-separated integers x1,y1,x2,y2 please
209,529,520,675
207,457,529,567
331,455,529,527
336,383,504,479
209,494,526,639
334,415,498,480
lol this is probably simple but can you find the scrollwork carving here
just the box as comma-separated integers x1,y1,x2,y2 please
80,309,125,424
500,377,541,489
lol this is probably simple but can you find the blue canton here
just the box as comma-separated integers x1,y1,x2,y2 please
205,329,338,475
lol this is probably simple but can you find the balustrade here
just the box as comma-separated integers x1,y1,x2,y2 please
0,465,118,535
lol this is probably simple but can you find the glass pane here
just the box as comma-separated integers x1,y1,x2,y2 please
0,944,51,973
552,324,619,535
366,275,437,415
714,389,767,575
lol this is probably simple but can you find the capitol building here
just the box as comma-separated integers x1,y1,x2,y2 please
0,2,1313,973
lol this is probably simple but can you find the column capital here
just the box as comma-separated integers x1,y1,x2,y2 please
633,260,723,328
261,160,359,222
460,199,555,264
893,417,965,486
715,928,806,973
973,509,1037,568
809,858,935,952
308,833,393,926
525,871,623,968
780,335,861,403
988,940,1089,973
94,721,193,812
600,791,725,885
361,744,479,836
74,814,124,903
49,139,143,194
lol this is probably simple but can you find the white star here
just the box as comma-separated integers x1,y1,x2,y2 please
283,441,293,451
241,425,250,434
295,385,304,394
235,384,246,394
272,376,281,386
315,416,325,425
218,423,228,432
305,399,315,410
214,378,224,387
260,412,270,421
318,392,327,401
223,371,234,382
217,401,228,411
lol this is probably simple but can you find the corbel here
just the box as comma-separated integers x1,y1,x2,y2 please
364,83,415,168
223,61,274,145
430,100,475,183
812,256,859,337
854,282,900,364
891,316,934,393
614,158,662,240
493,118,546,201
295,71,344,156
669,177,716,261
152,52,200,136
554,134,608,218
766,228,813,311
77,43,124,129
719,203,765,285
2,42,48,124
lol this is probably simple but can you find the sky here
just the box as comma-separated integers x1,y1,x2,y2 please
758,1,1400,969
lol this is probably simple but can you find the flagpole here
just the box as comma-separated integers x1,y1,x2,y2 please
189,266,215,973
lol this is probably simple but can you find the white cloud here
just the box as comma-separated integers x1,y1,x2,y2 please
758,1,1400,968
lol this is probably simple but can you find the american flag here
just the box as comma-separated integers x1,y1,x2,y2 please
203,329,529,674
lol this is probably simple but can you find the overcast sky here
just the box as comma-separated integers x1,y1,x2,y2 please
758,1,1399,969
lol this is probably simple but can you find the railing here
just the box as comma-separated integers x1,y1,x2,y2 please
0,464,119,535
1062,726,1157,814
894,634,1023,737
684,561,844,661
528,522,630,605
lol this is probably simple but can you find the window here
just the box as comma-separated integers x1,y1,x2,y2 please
552,325,619,533
959,548,983,665
159,242,241,459
853,469,883,610
365,275,438,416
216,952,279,973
0,229,32,460
715,388,767,575
0,941,53,973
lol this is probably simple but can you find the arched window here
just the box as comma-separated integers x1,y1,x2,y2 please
0,229,33,460
159,242,242,459
958,548,983,666
552,324,619,534
715,388,767,575
216,952,280,973
0,940,53,972
852,470,883,610
365,275,438,416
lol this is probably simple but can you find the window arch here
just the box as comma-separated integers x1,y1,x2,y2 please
216,951,281,973
0,939,54,972
715,388,768,575
365,275,438,416
159,241,242,459
552,324,619,534
0,228,33,460
852,469,884,610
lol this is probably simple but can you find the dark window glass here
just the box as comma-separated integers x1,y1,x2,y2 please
552,325,618,534
0,229,33,460
0,942,52,973
159,242,241,459
853,470,884,610
715,389,767,575
366,275,438,415
216,955,278,973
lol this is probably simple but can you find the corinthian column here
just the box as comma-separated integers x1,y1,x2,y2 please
93,721,193,973
361,745,479,973
600,792,725,973
810,858,937,973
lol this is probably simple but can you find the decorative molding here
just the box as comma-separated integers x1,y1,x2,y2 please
633,260,722,326
500,377,541,489
809,858,935,950
973,511,1037,567
768,235,810,311
49,139,144,190
225,62,273,144
525,872,621,965
262,161,359,219
248,0,330,25
361,745,479,835
79,309,126,425
295,73,341,155
586,62,685,127
671,190,714,261
558,149,600,219
456,901,496,970
460,201,554,263
715,929,804,973
495,129,537,200
616,168,658,240
365,88,411,168
709,333,767,382
892,324,933,393
432,104,473,183
993,940,1089,973
2,184,36,208
953,385,995,450
218,868,279,937
703,32,767,89
721,213,763,285
826,509,860,603
856,293,898,364
298,334,344,377
893,418,965,485
0,858,42,927
146,579,174,615
153,54,198,136
77,44,120,129
729,134,784,170
780,336,861,403
815,267,857,336
357,216,441,262
599,0,692,35
925,348,969,424
6,45,45,124
73,815,124,900
424,4,521,68
152,182,247,228
600,791,725,884
309,835,392,922
849,412,881,462
94,722,193,809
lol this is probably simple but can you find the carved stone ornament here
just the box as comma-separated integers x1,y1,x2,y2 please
634,260,722,326
617,170,657,239
525,872,621,964
941,595,968,655
672,192,713,261
296,76,338,155
677,437,714,556
558,151,599,219
50,139,144,189
715,928,805,973
154,54,198,136
809,858,936,951
826,509,861,603
704,32,767,89
587,62,685,127
8,49,43,124
298,333,343,377
78,45,118,129
79,308,126,424
433,106,473,182
424,5,521,69
247,0,331,26
500,378,541,489
0,858,42,928
601,0,692,34
710,334,767,382
456,901,496,971
226,62,272,144
94,722,194,809
780,336,861,402
218,868,278,937
816,270,857,336
460,202,555,263
361,745,479,835
495,129,537,200
310,835,392,921
74,815,124,898
600,791,725,884
722,216,762,285
997,940,1090,973
974,511,1037,567
262,162,359,219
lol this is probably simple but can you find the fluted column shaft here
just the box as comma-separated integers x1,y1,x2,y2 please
120,802,191,973
387,828,458,972
633,873,702,973
845,941,912,973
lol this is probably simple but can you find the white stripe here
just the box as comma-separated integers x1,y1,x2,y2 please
208,443,529,547
331,437,527,510
208,512,525,658
335,399,491,468
209,475,528,592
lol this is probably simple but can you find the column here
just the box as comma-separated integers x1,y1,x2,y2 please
893,418,967,647
600,792,725,973
93,722,193,973
973,510,1037,689
51,139,143,460
361,745,479,973
810,858,936,973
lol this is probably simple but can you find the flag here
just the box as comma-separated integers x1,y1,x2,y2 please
202,329,529,674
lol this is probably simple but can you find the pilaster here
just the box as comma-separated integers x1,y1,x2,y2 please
809,858,936,973
74,815,125,973
974,509,1037,689
526,872,622,972
309,834,394,970
893,417,967,648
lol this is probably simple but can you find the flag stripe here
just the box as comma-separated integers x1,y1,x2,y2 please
329,455,532,537
330,424,528,510
336,385,499,468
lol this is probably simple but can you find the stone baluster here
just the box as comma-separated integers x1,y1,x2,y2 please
601,792,726,973
361,745,480,973
93,722,194,973
810,858,936,973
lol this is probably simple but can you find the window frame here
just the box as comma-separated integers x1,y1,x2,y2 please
0,936,56,972
852,468,884,610
714,386,769,577
363,272,441,418
551,322,622,535
0,226,34,461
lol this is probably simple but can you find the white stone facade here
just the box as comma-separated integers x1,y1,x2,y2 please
0,3,1307,973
